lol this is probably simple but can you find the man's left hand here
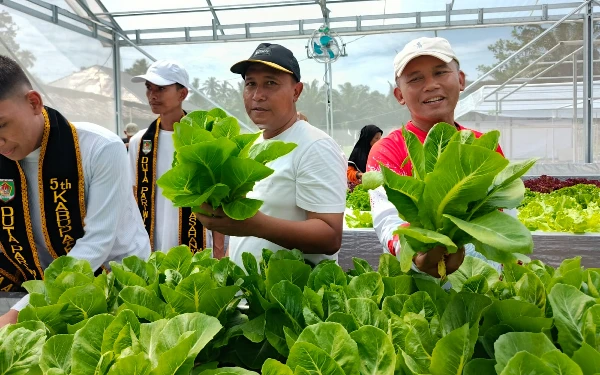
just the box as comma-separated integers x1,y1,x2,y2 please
0,309,18,328
194,204,262,237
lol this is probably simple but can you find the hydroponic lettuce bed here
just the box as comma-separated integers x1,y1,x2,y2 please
519,178,600,234
345,177,600,234
1,246,600,374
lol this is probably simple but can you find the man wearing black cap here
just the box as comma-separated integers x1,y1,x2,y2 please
196,43,347,269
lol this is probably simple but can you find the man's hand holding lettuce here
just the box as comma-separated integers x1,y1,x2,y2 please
364,123,537,279
157,108,296,221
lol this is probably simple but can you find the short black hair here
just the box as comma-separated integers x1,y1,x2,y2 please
0,55,33,101
175,83,185,90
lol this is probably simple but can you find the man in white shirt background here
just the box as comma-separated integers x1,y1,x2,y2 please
129,60,225,257
195,43,348,268
0,55,150,327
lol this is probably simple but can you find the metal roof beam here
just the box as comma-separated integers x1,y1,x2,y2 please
205,0,224,36
95,0,373,17
69,0,100,21
91,0,125,32
115,2,592,46
0,0,113,43
463,0,589,94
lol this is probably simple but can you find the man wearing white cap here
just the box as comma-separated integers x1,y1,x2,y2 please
122,122,139,150
128,60,225,257
367,37,504,278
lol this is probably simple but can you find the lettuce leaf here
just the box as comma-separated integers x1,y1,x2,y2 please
157,109,297,220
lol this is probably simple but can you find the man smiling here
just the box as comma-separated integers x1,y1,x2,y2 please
195,43,347,268
367,37,503,278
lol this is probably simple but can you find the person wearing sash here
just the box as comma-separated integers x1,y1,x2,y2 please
128,60,225,258
195,43,347,269
0,55,151,327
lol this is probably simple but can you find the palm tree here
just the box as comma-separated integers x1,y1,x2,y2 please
333,83,371,127
297,79,326,129
202,77,220,101
186,76,411,138
188,77,213,110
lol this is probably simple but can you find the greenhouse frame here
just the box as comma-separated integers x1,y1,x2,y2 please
1,0,599,171
2,3,600,374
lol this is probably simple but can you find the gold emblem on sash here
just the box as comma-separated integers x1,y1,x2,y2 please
142,140,152,155
0,180,15,203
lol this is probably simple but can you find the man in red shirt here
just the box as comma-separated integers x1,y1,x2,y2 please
367,37,503,278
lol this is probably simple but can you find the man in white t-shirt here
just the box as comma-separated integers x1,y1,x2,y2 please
129,60,224,257
0,55,150,327
195,43,347,267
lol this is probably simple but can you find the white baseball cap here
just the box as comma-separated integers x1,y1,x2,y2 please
131,60,190,88
393,37,459,78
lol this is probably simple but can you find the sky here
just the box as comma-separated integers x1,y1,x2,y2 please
2,0,583,94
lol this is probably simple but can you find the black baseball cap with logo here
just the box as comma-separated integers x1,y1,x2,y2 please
230,43,301,82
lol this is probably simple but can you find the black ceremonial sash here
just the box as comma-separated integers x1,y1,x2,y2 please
0,107,86,290
135,115,206,253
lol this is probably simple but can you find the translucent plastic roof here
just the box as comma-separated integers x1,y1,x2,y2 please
81,0,581,36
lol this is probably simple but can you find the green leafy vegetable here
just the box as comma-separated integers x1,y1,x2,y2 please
157,109,297,220
345,209,373,228
362,123,536,276
5,245,600,375
518,184,600,233
346,185,371,211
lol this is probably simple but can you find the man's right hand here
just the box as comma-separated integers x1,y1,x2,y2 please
413,245,465,278
0,309,18,328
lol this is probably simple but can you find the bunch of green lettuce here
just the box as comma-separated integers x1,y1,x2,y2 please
345,209,373,228
157,108,297,220
220,251,600,374
346,185,371,211
5,247,600,374
518,184,600,233
9,247,249,374
363,123,537,277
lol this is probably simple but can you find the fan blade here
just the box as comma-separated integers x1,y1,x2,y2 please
313,42,323,54
320,35,332,45
327,48,335,59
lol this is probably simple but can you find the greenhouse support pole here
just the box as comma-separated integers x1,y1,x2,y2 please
583,0,594,163
324,63,333,136
324,64,327,135
573,52,578,162
327,62,334,137
113,32,123,137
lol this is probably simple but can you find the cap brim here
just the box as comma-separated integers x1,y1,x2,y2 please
395,51,455,78
230,59,293,76
131,72,176,86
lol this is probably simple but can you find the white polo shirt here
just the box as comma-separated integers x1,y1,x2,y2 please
229,120,347,268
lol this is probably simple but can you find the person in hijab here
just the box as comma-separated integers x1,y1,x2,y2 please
347,124,383,188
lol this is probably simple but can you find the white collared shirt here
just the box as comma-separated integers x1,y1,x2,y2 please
10,121,151,310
